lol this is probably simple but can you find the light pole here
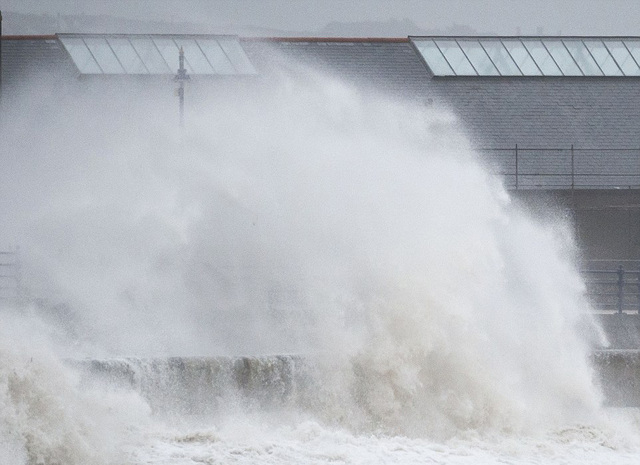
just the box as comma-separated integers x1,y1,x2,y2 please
174,47,190,128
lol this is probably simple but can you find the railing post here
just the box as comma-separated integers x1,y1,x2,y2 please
637,266,640,314
617,265,625,314
515,144,519,189
571,144,575,190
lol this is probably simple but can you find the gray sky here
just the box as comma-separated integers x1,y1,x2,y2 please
1,0,638,35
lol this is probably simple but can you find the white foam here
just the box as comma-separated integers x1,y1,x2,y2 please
0,61,632,463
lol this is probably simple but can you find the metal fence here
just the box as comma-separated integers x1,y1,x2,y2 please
0,248,20,303
479,146,640,189
583,266,640,313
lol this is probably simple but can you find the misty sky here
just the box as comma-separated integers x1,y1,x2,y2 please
2,0,639,35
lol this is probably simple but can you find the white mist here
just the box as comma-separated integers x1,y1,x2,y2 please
0,64,633,463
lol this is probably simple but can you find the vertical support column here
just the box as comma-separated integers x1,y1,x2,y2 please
571,144,575,190
14,245,21,303
617,265,625,314
515,144,519,189
637,266,640,314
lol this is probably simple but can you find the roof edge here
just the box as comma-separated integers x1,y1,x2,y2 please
0,35,58,40
242,37,409,43
410,35,640,40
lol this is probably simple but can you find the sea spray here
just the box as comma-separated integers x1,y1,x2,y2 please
0,62,618,461
0,312,151,465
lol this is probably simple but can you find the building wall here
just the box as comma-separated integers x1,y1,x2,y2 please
513,189,640,266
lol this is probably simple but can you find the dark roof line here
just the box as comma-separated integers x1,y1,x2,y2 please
243,37,409,43
1,35,409,43
410,35,640,40
1,35,58,40
56,32,239,39
6,35,640,43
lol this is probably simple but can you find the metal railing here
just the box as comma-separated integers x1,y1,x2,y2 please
583,265,640,313
0,248,20,303
480,146,640,189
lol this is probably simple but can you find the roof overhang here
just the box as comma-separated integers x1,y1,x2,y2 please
411,36,640,77
56,33,257,76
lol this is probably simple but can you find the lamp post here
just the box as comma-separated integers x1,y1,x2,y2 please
174,47,190,128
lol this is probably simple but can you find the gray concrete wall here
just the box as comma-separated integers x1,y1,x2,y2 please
71,352,640,410
512,189,640,265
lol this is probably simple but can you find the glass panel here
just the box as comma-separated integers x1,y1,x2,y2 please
129,37,172,74
458,41,499,75
173,38,214,74
605,41,640,76
523,41,562,75
153,37,190,73
218,38,257,74
502,41,541,75
414,40,454,75
479,40,521,75
623,40,640,75
197,39,236,74
584,41,622,76
59,37,102,74
107,37,147,74
543,41,582,75
562,40,602,76
435,40,476,75
83,37,124,74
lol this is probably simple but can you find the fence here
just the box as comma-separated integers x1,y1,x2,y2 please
0,248,20,303
479,146,640,189
583,266,640,313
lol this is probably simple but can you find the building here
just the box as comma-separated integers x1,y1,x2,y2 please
3,33,640,270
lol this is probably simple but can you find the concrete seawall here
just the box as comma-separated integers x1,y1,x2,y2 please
597,314,640,349
593,350,640,407
68,356,309,416
70,351,640,411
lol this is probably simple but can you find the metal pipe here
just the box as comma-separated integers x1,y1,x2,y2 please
637,265,640,314
617,265,625,314
515,143,519,189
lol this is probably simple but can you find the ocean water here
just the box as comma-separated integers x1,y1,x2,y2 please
1,65,639,464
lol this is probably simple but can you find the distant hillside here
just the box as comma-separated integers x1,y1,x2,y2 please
0,11,304,36
1,11,479,38
318,18,480,37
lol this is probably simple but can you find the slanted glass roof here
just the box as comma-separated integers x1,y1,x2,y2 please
58,34,257,76
411,37,640,76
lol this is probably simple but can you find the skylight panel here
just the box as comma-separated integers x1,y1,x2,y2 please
129,37,172,74
413,40,455,75
458,41,500,75
197,39,236,74
435,40,476,75
502,41,542,75
217,38,258,74
604,41,640,76
543,41,582,75
59,34,257,76
59,37,102,74
174,38,215,74
623,40,640,74
479,40,521,75
107,38,148,74
562,40,603,75
412,36,640,78
523,41,562,75
153,38,190,73
83,37,125,74
584,41,623,76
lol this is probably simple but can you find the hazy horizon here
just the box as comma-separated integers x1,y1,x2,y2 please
0,0,638,36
